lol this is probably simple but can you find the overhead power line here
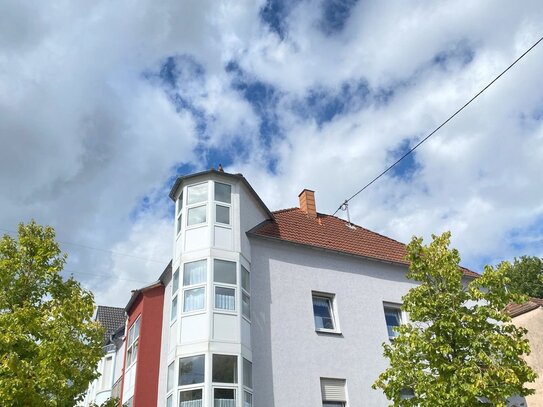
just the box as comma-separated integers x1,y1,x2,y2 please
333,34,543,216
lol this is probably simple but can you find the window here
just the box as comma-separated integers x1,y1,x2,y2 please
214,260,236,284
176,192,183,234
178,355,205,385
166,395,172,407
187,205,207,226
180,389,203,407
241,266,250,292
321,378,347,407
214,388,235,407
100,356,113,391
241,266,250,320
400,388,415,400
215,287,235,311
216,205,230,225
172,268,180,294
215,182,231,203
187,183,208,205
125,317,140,366
172,267,179,321
184,260,207,286
212,354,237,383
242,292,250,319
183,260,206,313
171,295,178,321
243,392,253,407
312,293,337,332
243,358,252,389
384,305,402,340
184,287,205,312
167,362,175,392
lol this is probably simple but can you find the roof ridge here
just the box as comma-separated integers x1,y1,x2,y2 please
272,207,300,214
97,305,124,310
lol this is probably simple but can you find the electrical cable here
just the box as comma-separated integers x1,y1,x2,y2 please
332,34,543,216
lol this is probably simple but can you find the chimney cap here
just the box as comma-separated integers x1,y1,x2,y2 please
298,188,315,197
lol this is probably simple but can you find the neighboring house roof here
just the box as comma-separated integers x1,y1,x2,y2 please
249,207,479,278
168,169,274,219
507,297,543,318
96,305,126,344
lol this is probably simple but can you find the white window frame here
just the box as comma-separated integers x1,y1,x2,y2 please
321,377,347,407
186,182,209,228
214,181,232,227
241,265,250,321
179,387,204,407
213,259,237,313
176,191,183,235
312,291,341,334
171,267,180,323
383,302,404,341
125,316,140,368
182,259,207,315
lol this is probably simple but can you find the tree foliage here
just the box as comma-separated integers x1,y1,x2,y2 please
502,256,543,299
373,232,537,406
0,221,104,406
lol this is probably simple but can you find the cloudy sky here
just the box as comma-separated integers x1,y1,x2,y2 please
1,0,543,307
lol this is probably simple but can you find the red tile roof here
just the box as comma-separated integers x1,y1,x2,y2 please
249,208,479,278
507,297,543,317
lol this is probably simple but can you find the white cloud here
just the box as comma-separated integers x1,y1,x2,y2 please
1,0,543,306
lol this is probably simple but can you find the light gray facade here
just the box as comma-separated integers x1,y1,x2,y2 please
250,238,418,406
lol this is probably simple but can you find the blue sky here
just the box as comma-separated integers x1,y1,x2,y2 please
1,0,542,306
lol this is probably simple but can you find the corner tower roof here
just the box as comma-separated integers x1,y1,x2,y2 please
169,169,274,219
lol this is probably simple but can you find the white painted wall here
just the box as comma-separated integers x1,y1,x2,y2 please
250,238,420,406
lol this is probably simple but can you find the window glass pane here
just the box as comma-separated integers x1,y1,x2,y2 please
212,354,237,383
241,266,250,292
184,260,207,286
243,358,252,389
322,403,344,407
184,288,205,312
177,213,182,234
178,355,205,385
215,287,235,311
215,182,231,203
180,389,203,404
214,388,235,407
242,292,250,319
187,205,207,226
244,392,253,407
167,362,175,392
171,296,178,321
214,260,236,284
187,183,208,205
216,205,230,225
313,296,334,330
177,192,183,213
173,268,179,293
384,307,401,339
166,395,172,407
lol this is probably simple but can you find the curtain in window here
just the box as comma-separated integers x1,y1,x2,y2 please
215,288,235,310
180,400,202,407
313,297,333,329
184,288,205,312
184,260,207,286
214,400,235,407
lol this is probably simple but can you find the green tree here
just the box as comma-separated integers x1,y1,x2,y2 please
373,232,536,406
502,256,543,298
0,221,104,406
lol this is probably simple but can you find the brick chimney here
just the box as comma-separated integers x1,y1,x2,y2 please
298,189,317,218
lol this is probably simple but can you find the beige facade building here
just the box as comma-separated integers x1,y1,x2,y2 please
508,298,543,407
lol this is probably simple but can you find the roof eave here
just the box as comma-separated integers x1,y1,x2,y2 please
169,169,274,220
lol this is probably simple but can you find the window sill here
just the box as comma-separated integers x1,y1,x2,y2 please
315,329,343,337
